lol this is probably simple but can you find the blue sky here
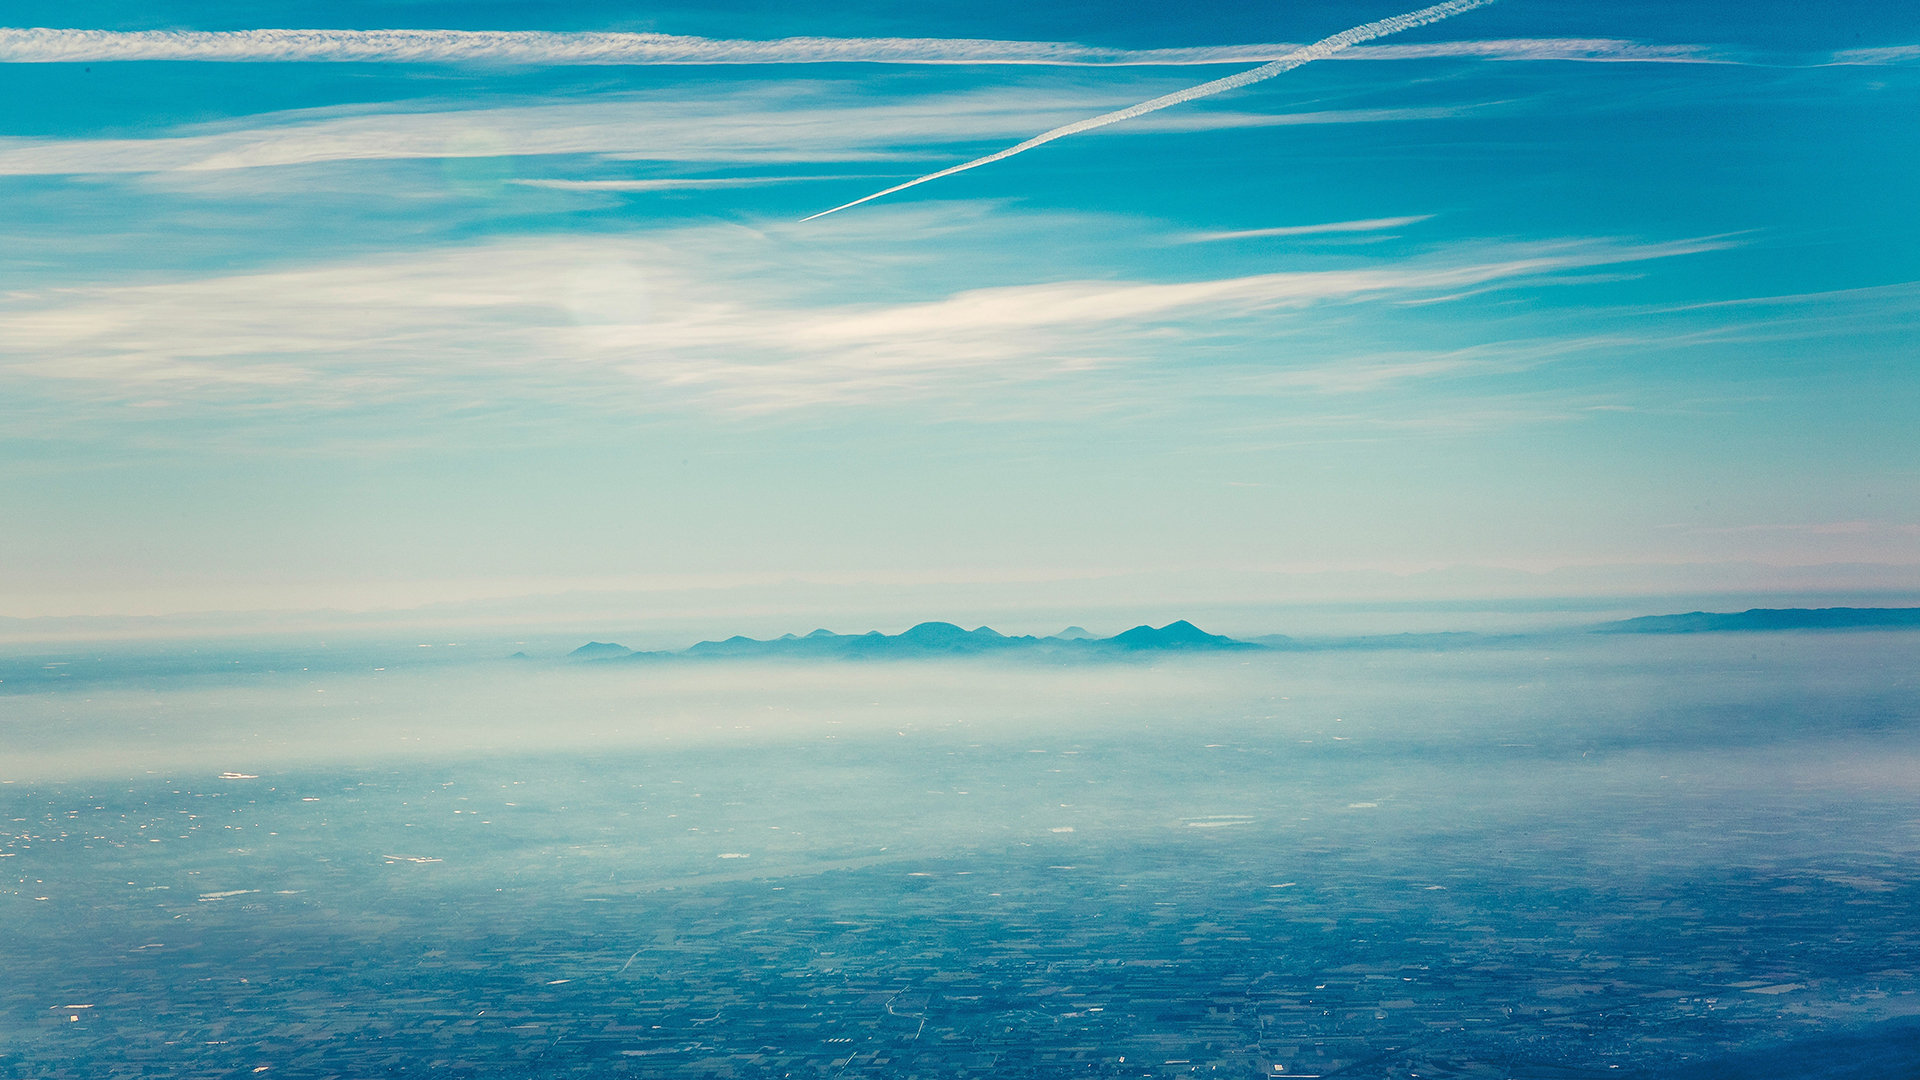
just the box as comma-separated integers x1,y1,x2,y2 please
1,1,1917,622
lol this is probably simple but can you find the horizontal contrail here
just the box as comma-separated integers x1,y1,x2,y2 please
0,27,1708,67
801,0,1497,221
0,27,1290,65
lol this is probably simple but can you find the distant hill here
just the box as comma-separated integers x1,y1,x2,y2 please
1596,607,1920,634
570,620,1263,663
567,641,633,659
683,622,1023,659
1106,620,1259,651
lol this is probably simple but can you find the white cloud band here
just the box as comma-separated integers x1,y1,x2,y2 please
0,87,1486,176
0,229,1724,414
0,27,1720,67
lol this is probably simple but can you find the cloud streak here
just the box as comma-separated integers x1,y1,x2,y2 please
0,88,1482,178
1190,215,1435,242
1826,45,1920,66
511,175,850,192
801,0,1498,220
0,26,1720,67
3,27,1258,66
0,227,1720,416
0,88,1091,175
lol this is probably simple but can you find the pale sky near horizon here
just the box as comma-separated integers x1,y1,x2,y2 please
2,0,1917,620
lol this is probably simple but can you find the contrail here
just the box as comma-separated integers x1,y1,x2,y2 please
0,27,1294,65
0,27,1699,67
801,0,1497,221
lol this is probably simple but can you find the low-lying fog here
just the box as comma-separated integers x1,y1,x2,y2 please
4,631,1917,1078
6,632,1917,874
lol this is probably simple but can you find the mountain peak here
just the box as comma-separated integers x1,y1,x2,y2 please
567,641,631,659
900,621,968,638
1108,620,1244,650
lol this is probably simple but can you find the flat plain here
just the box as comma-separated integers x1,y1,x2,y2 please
4,631,1917,1078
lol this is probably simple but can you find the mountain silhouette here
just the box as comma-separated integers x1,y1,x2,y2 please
1108,620,1257,650
567,641,632,659
1596,607,1920,634
579,620,1261,662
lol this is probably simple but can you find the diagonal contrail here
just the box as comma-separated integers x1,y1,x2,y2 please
802,0,1497,222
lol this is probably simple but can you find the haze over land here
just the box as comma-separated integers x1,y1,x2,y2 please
5,628,1920,1077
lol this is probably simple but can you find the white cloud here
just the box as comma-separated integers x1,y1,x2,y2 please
0,27,1727,67
0,86,1494,178
0,225,1724,414
1189,215,1434,242
1640,280,1920,314
0,88,990,174
1343,39,1727,64
0,27,1256,65
510,175,852,192
1098,103,1493,134
1826,45,1920,66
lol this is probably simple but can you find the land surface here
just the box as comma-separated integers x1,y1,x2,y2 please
3,631,1919,1078
1595,606,1920,634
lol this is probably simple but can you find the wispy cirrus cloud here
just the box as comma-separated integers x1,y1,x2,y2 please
1348,39,1727,63
510,175,852,192
0,87,1001,174
0,87,1491,177
1639,280,1920,314
1825,45,1920,66
0,224,1724,416
0,26,1727,67
1189,215,1435,242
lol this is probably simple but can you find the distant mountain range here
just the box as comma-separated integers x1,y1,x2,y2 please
1594,607,1920,634
566,620,1259,662
562,607,1920,663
